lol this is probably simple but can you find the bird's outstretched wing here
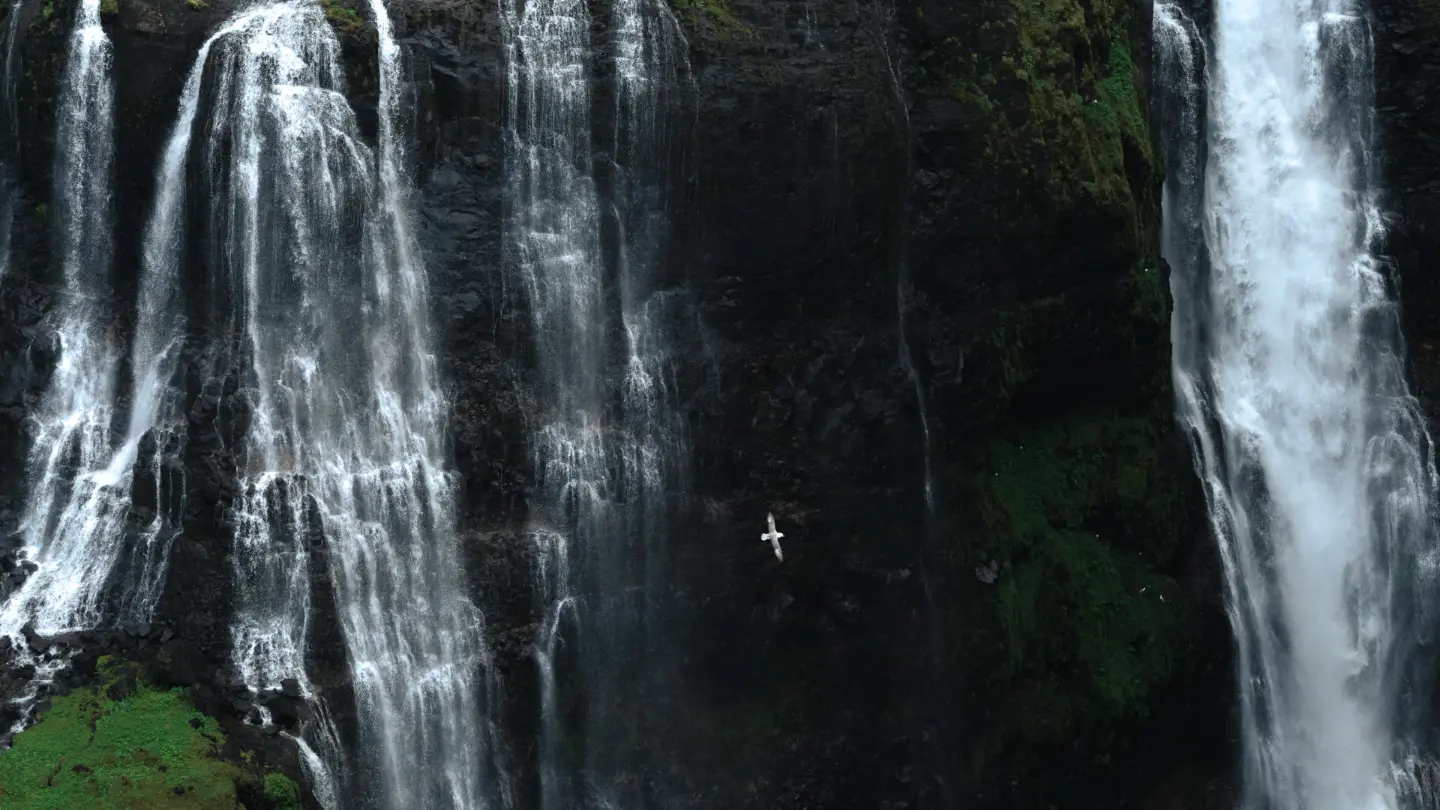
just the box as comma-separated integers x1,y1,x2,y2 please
762,512,785,561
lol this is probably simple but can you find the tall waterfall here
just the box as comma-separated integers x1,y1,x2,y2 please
0,0,122,640
604,0,691,791
177,2,497,806
613,0,691,599
1158,0,1440,807
500,0,604,798
502,0,689,800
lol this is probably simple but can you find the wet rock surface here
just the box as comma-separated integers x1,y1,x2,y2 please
0,0,1264,806
1378,0,1440,420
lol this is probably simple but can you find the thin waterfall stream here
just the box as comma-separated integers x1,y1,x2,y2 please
1159,0,1440,807
0,0,186,733
0,0,118,644
602,0,692,794
502,0,691,801
499,0,603,798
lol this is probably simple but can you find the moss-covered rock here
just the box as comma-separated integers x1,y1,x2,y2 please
898,0,1227,802
978,412,1188,716
262,771,303,810
672,0,759,49
917,0,1155,222
319,0,367,39
0,658,303,810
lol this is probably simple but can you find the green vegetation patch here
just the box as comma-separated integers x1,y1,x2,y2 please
975,411,1189,733
319,0,368,38
1089,43,1144,138
916,0,1157,225
1127,261,1169,324
263,772,302,810
673,0,758,48
0,659,240,808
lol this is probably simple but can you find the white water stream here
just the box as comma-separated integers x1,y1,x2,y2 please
1159,1,1440,807
501,0,690,801
0,0,122,641
160,2,499,806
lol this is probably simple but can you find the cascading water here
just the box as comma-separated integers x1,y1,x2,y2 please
186,2,498,807
500,0,605,798
503,0,690,800
360,0,506,804
601,0,692,790
1158,0,1440,807
613,0,691,576
0,0,121,644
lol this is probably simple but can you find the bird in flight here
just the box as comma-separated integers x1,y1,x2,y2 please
762,512,784,562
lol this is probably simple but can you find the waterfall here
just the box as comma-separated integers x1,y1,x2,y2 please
0,0,119,643
605,0,691,789
500,0,602,802
181,2,498,806
897,277,933,511
614,0,691,549
360,0,505,804
889,19,958,800
0,0,22,279
502,0,690,800
1158,0,1440,807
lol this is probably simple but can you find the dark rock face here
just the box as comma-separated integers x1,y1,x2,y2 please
1378,0,1440,416
0,0,1243,806
1374,0,1440,765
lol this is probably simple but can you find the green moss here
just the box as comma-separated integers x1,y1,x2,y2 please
673,0,758,48
1127,261,1169,324
0,660,241,809
974,412,1188,736
33,203,46,220
185,0,208,10
263,772,301,810
99,0,118,15
918,0,1156,224
319,0,366,36
1096,44,1144,137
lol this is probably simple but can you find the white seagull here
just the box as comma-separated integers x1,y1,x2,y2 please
761,512,785,562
